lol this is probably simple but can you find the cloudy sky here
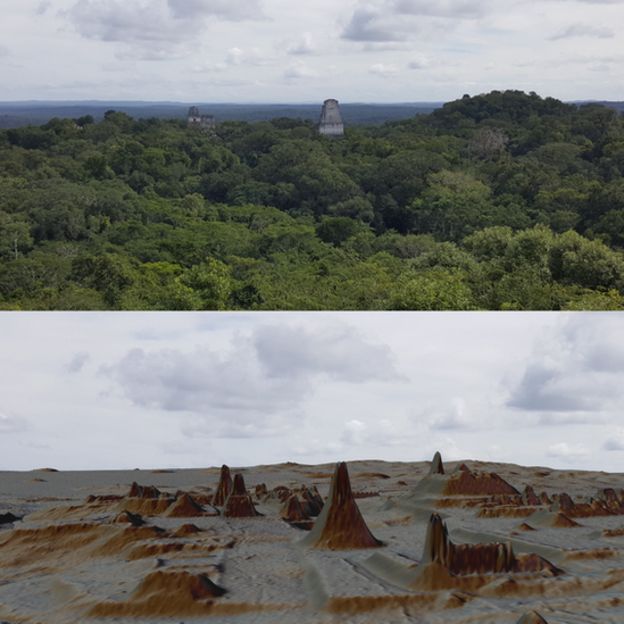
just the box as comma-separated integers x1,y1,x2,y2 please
1,312,623,472
0,0,623,102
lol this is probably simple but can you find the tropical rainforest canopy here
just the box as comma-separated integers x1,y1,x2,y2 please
2,90,624,310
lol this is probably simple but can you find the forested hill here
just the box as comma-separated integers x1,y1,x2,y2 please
2,89,624,311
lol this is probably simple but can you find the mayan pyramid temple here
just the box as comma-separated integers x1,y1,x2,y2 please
318,99,344,137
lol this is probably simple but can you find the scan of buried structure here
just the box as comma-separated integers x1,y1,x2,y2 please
1,453,624,623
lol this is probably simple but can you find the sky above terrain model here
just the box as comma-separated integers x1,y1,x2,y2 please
0,0,623,102
1,312,623,471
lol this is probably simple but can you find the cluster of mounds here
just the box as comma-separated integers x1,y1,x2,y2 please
421,513,562,579
363,511,562,599
412,452,624,539
1,455,623,622
254,481,324,530
79,481,219,520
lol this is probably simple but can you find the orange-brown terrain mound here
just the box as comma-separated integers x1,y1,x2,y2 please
213,464,233,507
281,495,314,531
302,462,382,550
173,523,202,537
478,506,536,518
2,458,624,623
165,493,215,517
128,481,161,498
548,489,624,518
421,514,562,577
90,570,226,617
517,522,537,532
0,523,105,566
443,466,520,497
224,474,261,517
261,483,324,517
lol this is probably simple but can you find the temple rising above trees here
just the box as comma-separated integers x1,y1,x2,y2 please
318,99,344,137
187,106,216,132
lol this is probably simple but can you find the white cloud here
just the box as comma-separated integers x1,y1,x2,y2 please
507,316,624,417
105,323,401,439
0,412,29,434
547,442,589,460
369,62,400,76
65,0,265,57
286,33,315,56
283,61,318,80
253,324,400,382
604,429,624,451
408,55,430,69
1,0,623,100
550,23,614,40
1,312,624,471
66,352,90,373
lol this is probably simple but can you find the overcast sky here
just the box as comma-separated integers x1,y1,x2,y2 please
1,312,623,472
0,0,623,102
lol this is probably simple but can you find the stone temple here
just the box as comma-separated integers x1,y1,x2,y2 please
187,106,216,132
318,99,344,137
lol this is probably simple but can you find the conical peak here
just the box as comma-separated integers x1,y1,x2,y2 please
223,473,260,518
302,460,381,549
331,462,353,504
232,473,247,496
213,464,233,506
423,513,451,566
429,451,445,475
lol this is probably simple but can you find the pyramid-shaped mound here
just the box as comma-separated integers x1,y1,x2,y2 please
301,462,382,550
281,495,314,531
429,451,445,475
213,465,232,507
528,509,582,528
443,466,519,496
165,493,207,518
134,570,226,600
523,485,540,506
408,460,520,506
300,485,324,516
224,474,261,518
113,510,145,526
128,482,161,499
173,523,202,537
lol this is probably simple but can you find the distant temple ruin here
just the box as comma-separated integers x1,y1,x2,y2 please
318,99,344,137
187,106,216,132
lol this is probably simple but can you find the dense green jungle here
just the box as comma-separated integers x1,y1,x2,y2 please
2,90,624,310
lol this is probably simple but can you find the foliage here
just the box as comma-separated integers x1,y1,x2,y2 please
1,90,624,309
